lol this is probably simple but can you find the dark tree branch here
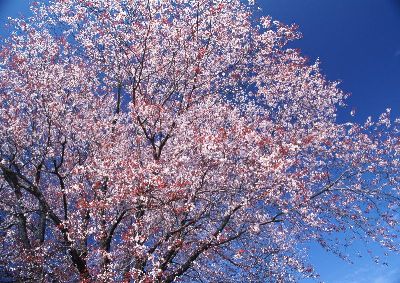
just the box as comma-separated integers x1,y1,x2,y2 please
0,164,90,280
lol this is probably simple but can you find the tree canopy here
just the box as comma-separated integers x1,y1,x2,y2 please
0,0,399,282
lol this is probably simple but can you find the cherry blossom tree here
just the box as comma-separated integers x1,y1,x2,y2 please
0,0,399,282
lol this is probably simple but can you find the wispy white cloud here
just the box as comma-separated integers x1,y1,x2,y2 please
336,266,400,283
371,268,400,283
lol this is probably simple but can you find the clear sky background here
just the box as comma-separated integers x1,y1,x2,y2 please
259,1,400,282
0,0,399,282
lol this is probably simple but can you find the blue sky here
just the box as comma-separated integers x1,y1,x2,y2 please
1,0,399,282
261,0,400,282
261,0,400,122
